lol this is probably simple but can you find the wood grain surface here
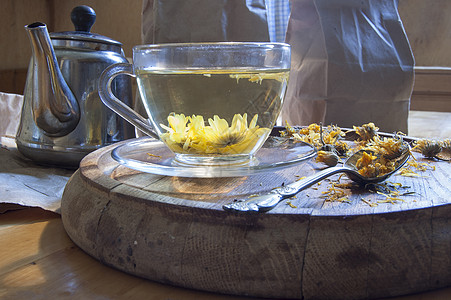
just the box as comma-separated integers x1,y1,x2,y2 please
3,207,451,300
60,136,451,300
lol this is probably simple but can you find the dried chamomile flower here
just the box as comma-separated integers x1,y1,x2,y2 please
366,133,409,160
281,121,297,137
442,139,451,149
321,124,345,146
318,123,346,155
298,123,321,136
316,150,339,167
355,151,397,178
413,139,442,159
353,122,379,142
435,139,451,161
334,140,350,157
286,122,346,151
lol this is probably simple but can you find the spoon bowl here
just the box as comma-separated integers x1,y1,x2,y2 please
342,148,410,184
223,144,411,212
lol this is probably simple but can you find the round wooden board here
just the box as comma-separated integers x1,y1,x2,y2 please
61,138,451,300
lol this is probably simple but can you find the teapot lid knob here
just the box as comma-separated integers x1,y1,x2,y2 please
71,5,96,32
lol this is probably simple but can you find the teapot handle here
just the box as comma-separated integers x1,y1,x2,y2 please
98,63,159,140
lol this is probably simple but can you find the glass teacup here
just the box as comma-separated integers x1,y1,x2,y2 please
99,42,291,167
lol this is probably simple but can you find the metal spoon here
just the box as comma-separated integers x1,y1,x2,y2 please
223,147,411,213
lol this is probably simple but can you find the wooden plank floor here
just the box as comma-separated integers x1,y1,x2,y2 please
2,207,451,300
408,110,451,139
0,110,450,300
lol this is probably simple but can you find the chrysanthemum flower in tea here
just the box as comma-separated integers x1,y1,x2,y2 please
160,113,270,155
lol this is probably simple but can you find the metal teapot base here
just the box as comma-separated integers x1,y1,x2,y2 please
16,140,96,169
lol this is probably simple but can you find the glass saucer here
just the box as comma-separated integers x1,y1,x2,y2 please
111,136,316,178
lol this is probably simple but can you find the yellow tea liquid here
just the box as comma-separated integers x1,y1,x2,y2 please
136,69,289,164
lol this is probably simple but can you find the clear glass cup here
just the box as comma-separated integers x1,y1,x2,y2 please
99,42,291,167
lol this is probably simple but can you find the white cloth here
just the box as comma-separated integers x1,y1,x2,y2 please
0,92,73,213
266,0,291,42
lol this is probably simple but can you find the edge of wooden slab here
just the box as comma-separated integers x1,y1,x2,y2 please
61,139,451,299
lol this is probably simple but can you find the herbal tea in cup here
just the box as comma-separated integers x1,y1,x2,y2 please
99,43,291,166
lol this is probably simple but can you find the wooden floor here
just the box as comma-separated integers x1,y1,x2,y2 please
1,207,451,300
0,110,450,300
408,110,451,139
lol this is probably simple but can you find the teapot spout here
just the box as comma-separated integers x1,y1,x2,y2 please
25,22,80,136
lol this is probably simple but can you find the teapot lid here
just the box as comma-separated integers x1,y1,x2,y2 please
50,6,122,50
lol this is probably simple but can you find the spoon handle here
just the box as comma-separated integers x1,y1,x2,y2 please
223,166,348,212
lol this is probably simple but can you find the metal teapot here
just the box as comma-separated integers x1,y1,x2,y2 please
16,5,134,168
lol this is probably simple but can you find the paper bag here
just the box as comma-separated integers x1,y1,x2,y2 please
280,0,415,133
